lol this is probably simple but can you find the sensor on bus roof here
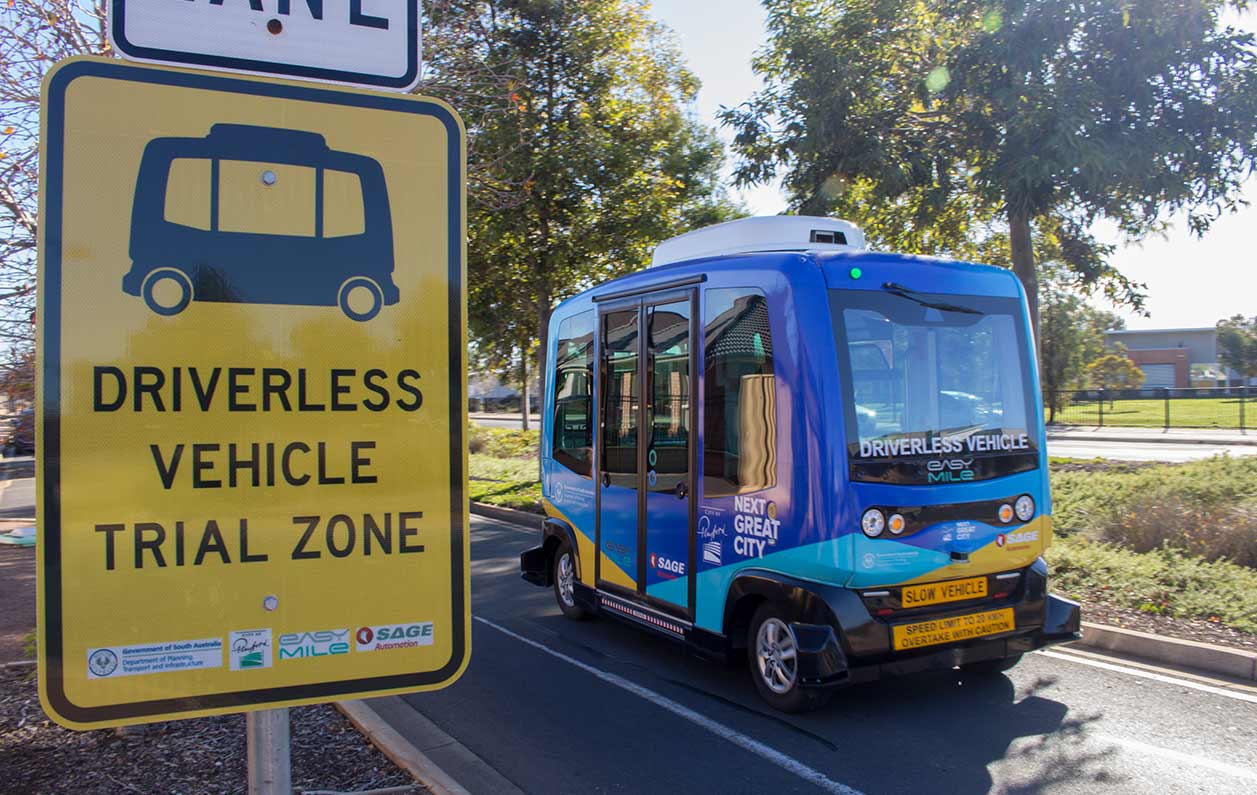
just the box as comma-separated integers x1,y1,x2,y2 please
651,215,866,267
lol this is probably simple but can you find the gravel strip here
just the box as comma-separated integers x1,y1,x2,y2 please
0,669,421,795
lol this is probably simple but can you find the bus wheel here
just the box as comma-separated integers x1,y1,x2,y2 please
141,268,193,316
961,654,1023,675
338,277,384,322
553,542,590,620
748,602,832,713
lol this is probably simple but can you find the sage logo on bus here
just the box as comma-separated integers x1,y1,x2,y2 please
121,123,399,322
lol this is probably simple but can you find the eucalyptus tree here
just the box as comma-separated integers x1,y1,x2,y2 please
724,0,1257,337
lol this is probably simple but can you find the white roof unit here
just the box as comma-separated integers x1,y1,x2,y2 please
651,215,866,267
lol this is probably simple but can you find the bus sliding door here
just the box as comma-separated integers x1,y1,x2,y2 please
596,293,695,618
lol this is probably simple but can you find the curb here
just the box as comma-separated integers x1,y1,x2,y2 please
338,698,524,795
1046,432,1256,447
337,700,470,795
1070,621,1257,681
469,502,543,528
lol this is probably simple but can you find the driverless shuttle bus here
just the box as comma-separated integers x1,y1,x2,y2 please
520,216,1081,712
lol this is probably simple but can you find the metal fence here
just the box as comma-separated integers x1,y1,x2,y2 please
1046,386,1253,430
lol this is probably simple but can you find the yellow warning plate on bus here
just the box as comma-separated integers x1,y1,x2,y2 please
892,608,1015,651
900,576,988,608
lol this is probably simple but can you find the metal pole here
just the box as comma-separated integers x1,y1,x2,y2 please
247,708,291,795
1164,388,1170,430
1098,390,1104,427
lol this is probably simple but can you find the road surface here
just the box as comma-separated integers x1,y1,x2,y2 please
386,514,1257,794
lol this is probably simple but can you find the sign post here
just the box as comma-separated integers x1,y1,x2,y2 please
37,57,469,736
247,708,292,795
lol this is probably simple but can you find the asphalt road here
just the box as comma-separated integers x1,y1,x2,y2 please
393,514,1257,795
1046,438,1257,462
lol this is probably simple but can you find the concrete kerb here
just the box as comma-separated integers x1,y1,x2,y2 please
336,700,471,795
468,501,1257,683
1070,621,1257,681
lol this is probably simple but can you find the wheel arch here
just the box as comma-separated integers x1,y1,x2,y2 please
724,571,844,650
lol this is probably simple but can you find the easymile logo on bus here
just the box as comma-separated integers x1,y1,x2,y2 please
858,432,1031,459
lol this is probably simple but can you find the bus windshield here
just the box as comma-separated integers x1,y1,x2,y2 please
830,289,1039,484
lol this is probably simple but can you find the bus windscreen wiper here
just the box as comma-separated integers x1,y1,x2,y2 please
881,282,982,315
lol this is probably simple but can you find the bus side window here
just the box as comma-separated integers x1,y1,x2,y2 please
323,170,366,238
553,310,596,477
164,158,212,230
219,160,316,237
704,288,777,497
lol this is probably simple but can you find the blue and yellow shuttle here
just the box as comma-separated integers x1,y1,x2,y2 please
521,216,1081,712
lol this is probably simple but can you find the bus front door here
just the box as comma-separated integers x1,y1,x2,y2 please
597,293,696,619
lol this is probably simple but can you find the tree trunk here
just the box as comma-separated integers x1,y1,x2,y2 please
1008,210,1039,345
520,353,530,431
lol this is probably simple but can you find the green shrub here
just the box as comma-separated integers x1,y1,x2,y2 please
1047,535,1257,633
1051,456,1257,566
468,424,540,459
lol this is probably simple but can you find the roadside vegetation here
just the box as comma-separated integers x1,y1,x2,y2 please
468,426,542,512
470,428,1257,636
1048,456,1257,634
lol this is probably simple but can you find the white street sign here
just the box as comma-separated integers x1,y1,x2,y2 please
108,1,421,92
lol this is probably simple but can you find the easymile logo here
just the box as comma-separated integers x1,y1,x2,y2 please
278,629,349,660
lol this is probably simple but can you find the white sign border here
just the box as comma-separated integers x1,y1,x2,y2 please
107,0,422,92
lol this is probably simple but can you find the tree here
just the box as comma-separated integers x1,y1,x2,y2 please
1087,345,1146,394
1039,262,1127,420
722,0,1257,339
1,2,109,390
440,0,740,420
1217,315,1257,384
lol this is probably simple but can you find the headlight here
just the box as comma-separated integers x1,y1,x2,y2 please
1015,495,1035,522
888,513,906,535
862,508,886,537
998,504,1015,524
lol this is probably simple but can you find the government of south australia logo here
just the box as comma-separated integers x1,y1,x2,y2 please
121,124,399,322
88,648,118,677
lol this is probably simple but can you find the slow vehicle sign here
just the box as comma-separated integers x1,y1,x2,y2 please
37,57,468,729
108,0,422,91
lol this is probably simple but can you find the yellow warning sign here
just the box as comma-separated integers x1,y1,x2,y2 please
37,57,468,729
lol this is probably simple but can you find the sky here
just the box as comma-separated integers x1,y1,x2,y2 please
647,0,1257,331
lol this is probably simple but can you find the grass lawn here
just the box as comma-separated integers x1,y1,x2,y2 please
1049,396,1249,429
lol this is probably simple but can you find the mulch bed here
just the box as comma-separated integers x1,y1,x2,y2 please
0,668,420,795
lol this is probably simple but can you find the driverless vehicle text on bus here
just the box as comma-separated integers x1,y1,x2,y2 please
521,216,1080,712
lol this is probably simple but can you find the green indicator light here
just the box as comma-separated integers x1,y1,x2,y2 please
850,267,863,280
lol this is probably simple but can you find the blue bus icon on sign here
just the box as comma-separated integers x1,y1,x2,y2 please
121,124,399,322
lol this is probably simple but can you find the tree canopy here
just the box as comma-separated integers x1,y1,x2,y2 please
723,0,1257,337
1217,314,1257,381
426,0,740,399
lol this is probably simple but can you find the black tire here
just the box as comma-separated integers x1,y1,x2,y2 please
962,653,1024,674
747,602,833,713
338,277,384,322
552,542,591,620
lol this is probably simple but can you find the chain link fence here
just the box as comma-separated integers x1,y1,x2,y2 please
1046,386,1253,430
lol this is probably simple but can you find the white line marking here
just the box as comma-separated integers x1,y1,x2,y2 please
1097,734,1257,782
475,616,864,795
1037,649,1257,704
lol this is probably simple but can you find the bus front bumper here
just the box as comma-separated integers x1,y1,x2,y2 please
789,561,1082,689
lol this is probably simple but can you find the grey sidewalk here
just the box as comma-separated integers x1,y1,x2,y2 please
1046,424,1256,446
